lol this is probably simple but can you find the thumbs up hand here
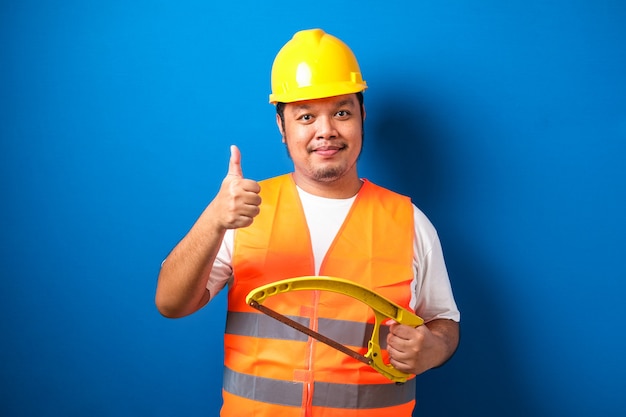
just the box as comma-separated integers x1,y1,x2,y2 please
212,145,261,229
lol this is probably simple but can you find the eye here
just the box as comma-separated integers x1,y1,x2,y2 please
297,114,314,123
335,110,351,119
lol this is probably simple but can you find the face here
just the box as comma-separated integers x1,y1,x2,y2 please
277,94,365,189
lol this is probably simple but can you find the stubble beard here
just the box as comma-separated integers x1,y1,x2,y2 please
283,141,353,183
311,165,347,182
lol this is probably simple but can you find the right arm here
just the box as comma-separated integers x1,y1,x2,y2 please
155,145,261,318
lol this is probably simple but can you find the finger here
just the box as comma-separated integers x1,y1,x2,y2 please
228,145,243,178
389,323,414,340
237,203,261,219
238,178,262,194
242,188,262,206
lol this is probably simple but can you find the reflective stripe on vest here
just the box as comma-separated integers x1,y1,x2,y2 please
223,366,416,409
226,310,390,349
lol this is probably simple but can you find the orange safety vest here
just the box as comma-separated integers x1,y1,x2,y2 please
222,174,415,417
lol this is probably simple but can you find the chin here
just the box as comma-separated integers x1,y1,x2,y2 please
311,167,347,182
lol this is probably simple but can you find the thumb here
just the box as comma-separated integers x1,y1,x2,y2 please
227,145,243,178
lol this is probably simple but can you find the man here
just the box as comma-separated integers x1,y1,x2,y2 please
156,28,460,416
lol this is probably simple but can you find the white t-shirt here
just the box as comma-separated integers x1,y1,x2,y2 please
207,186,460,323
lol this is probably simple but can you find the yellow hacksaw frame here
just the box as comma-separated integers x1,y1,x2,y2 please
246,276,424,383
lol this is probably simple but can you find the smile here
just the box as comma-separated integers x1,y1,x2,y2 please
311,145,344,157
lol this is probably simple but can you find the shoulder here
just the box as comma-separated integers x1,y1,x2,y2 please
413,205,437,235
362,179,410,200
258,173,292,187
257,174,295,198
411,204,443,256
360,180,412,213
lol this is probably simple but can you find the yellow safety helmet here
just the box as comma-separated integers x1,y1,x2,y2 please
269,28,367,104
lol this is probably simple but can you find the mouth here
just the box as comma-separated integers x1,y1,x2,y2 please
311,145,345,157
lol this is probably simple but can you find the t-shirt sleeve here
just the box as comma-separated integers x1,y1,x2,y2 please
411,205,461,323
206,229,234,300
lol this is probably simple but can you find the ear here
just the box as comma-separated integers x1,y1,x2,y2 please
362,104,366,121
276,113,285,143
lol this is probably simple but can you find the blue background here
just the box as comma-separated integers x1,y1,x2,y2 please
2,1,625,416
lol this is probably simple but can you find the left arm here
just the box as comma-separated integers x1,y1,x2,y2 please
386,319,460,375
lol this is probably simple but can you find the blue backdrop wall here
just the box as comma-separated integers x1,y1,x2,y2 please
2,1,625,416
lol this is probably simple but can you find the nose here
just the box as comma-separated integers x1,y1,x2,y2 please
316,115,338,140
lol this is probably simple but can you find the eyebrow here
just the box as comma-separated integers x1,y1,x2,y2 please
335,99,356,109
291,99,356,112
